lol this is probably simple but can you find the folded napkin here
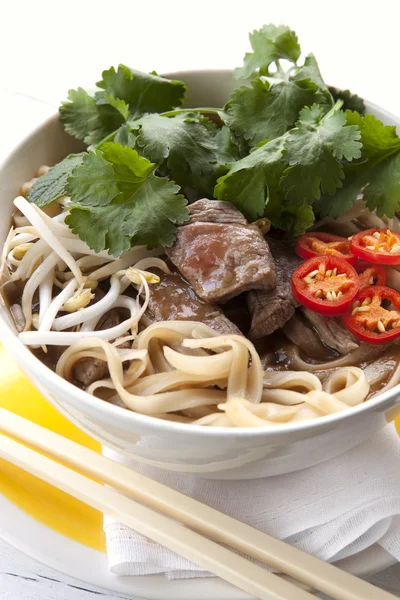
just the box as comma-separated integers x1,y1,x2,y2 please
104,424,400,579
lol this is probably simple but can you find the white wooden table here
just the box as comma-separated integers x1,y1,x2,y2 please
0,1,399,597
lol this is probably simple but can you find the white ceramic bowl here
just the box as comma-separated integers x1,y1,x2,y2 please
1,70,399,479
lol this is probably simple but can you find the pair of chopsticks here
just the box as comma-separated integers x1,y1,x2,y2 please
0,407,396,600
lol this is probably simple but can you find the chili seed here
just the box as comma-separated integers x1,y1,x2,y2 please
377,320,386,333
352,306,370,316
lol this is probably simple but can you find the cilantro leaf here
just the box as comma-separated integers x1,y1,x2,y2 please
66,144,154,207
28,154,85,207
113,122,138,147
131,113,233,194
59,88,126,145
97,65,187,117
345,111,400,160
319,152,400,219
59,66,187,145
214,126,242,162
95,93,130,120
329,87,365,113
282,104,362,203
122,176,189,247
316,176,365,218
66,143,188,255
214,136,287,221
225,55,333,148
214,134,316,234
363,153,400,217
273,201,316,237
224,76,321,148
298,54,333,104
236,24,300,80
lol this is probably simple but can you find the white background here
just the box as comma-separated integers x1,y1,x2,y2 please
0,0,399,597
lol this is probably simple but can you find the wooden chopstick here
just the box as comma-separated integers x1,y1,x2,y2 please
0,432,315,600
0,408,396,600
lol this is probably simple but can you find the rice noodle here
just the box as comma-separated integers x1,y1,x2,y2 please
285,343,383,371
373,363,400,396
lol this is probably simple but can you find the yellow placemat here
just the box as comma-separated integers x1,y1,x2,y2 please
0,344,105,551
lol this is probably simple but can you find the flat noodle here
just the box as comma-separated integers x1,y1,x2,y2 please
263,371,322,392
163,346,233,377
285,343,383,371
183,335,264,403
322,367,369,406
373,363,400,396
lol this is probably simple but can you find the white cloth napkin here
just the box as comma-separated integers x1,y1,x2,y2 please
103,424,400,578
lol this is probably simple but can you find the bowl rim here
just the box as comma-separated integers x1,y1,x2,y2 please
0,69,399,440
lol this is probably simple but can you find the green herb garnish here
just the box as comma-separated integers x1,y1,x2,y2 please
28,24,399,255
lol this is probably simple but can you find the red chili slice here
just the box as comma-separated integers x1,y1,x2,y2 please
295,232,356,264
355,262,387,290
343,286,400,344
350,229,400,265
292,256,360,316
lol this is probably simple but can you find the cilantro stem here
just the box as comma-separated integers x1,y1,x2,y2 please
95,129,119,147
160,107,222,117
322,99,344,121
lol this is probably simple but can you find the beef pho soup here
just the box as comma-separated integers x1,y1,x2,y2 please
2,191,399,428
1,24,400,427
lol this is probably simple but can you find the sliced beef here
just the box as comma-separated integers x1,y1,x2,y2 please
222,294,251,335
145,269,242,336
283,313,330,359
73,357,108,387
301,308,359,355
247,237,302,340
165,199,276,303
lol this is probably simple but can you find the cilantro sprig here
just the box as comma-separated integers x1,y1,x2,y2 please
60,65,187,145
215,103,363,234
225,54,334,148
66,144,189,256
28,24,399,253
